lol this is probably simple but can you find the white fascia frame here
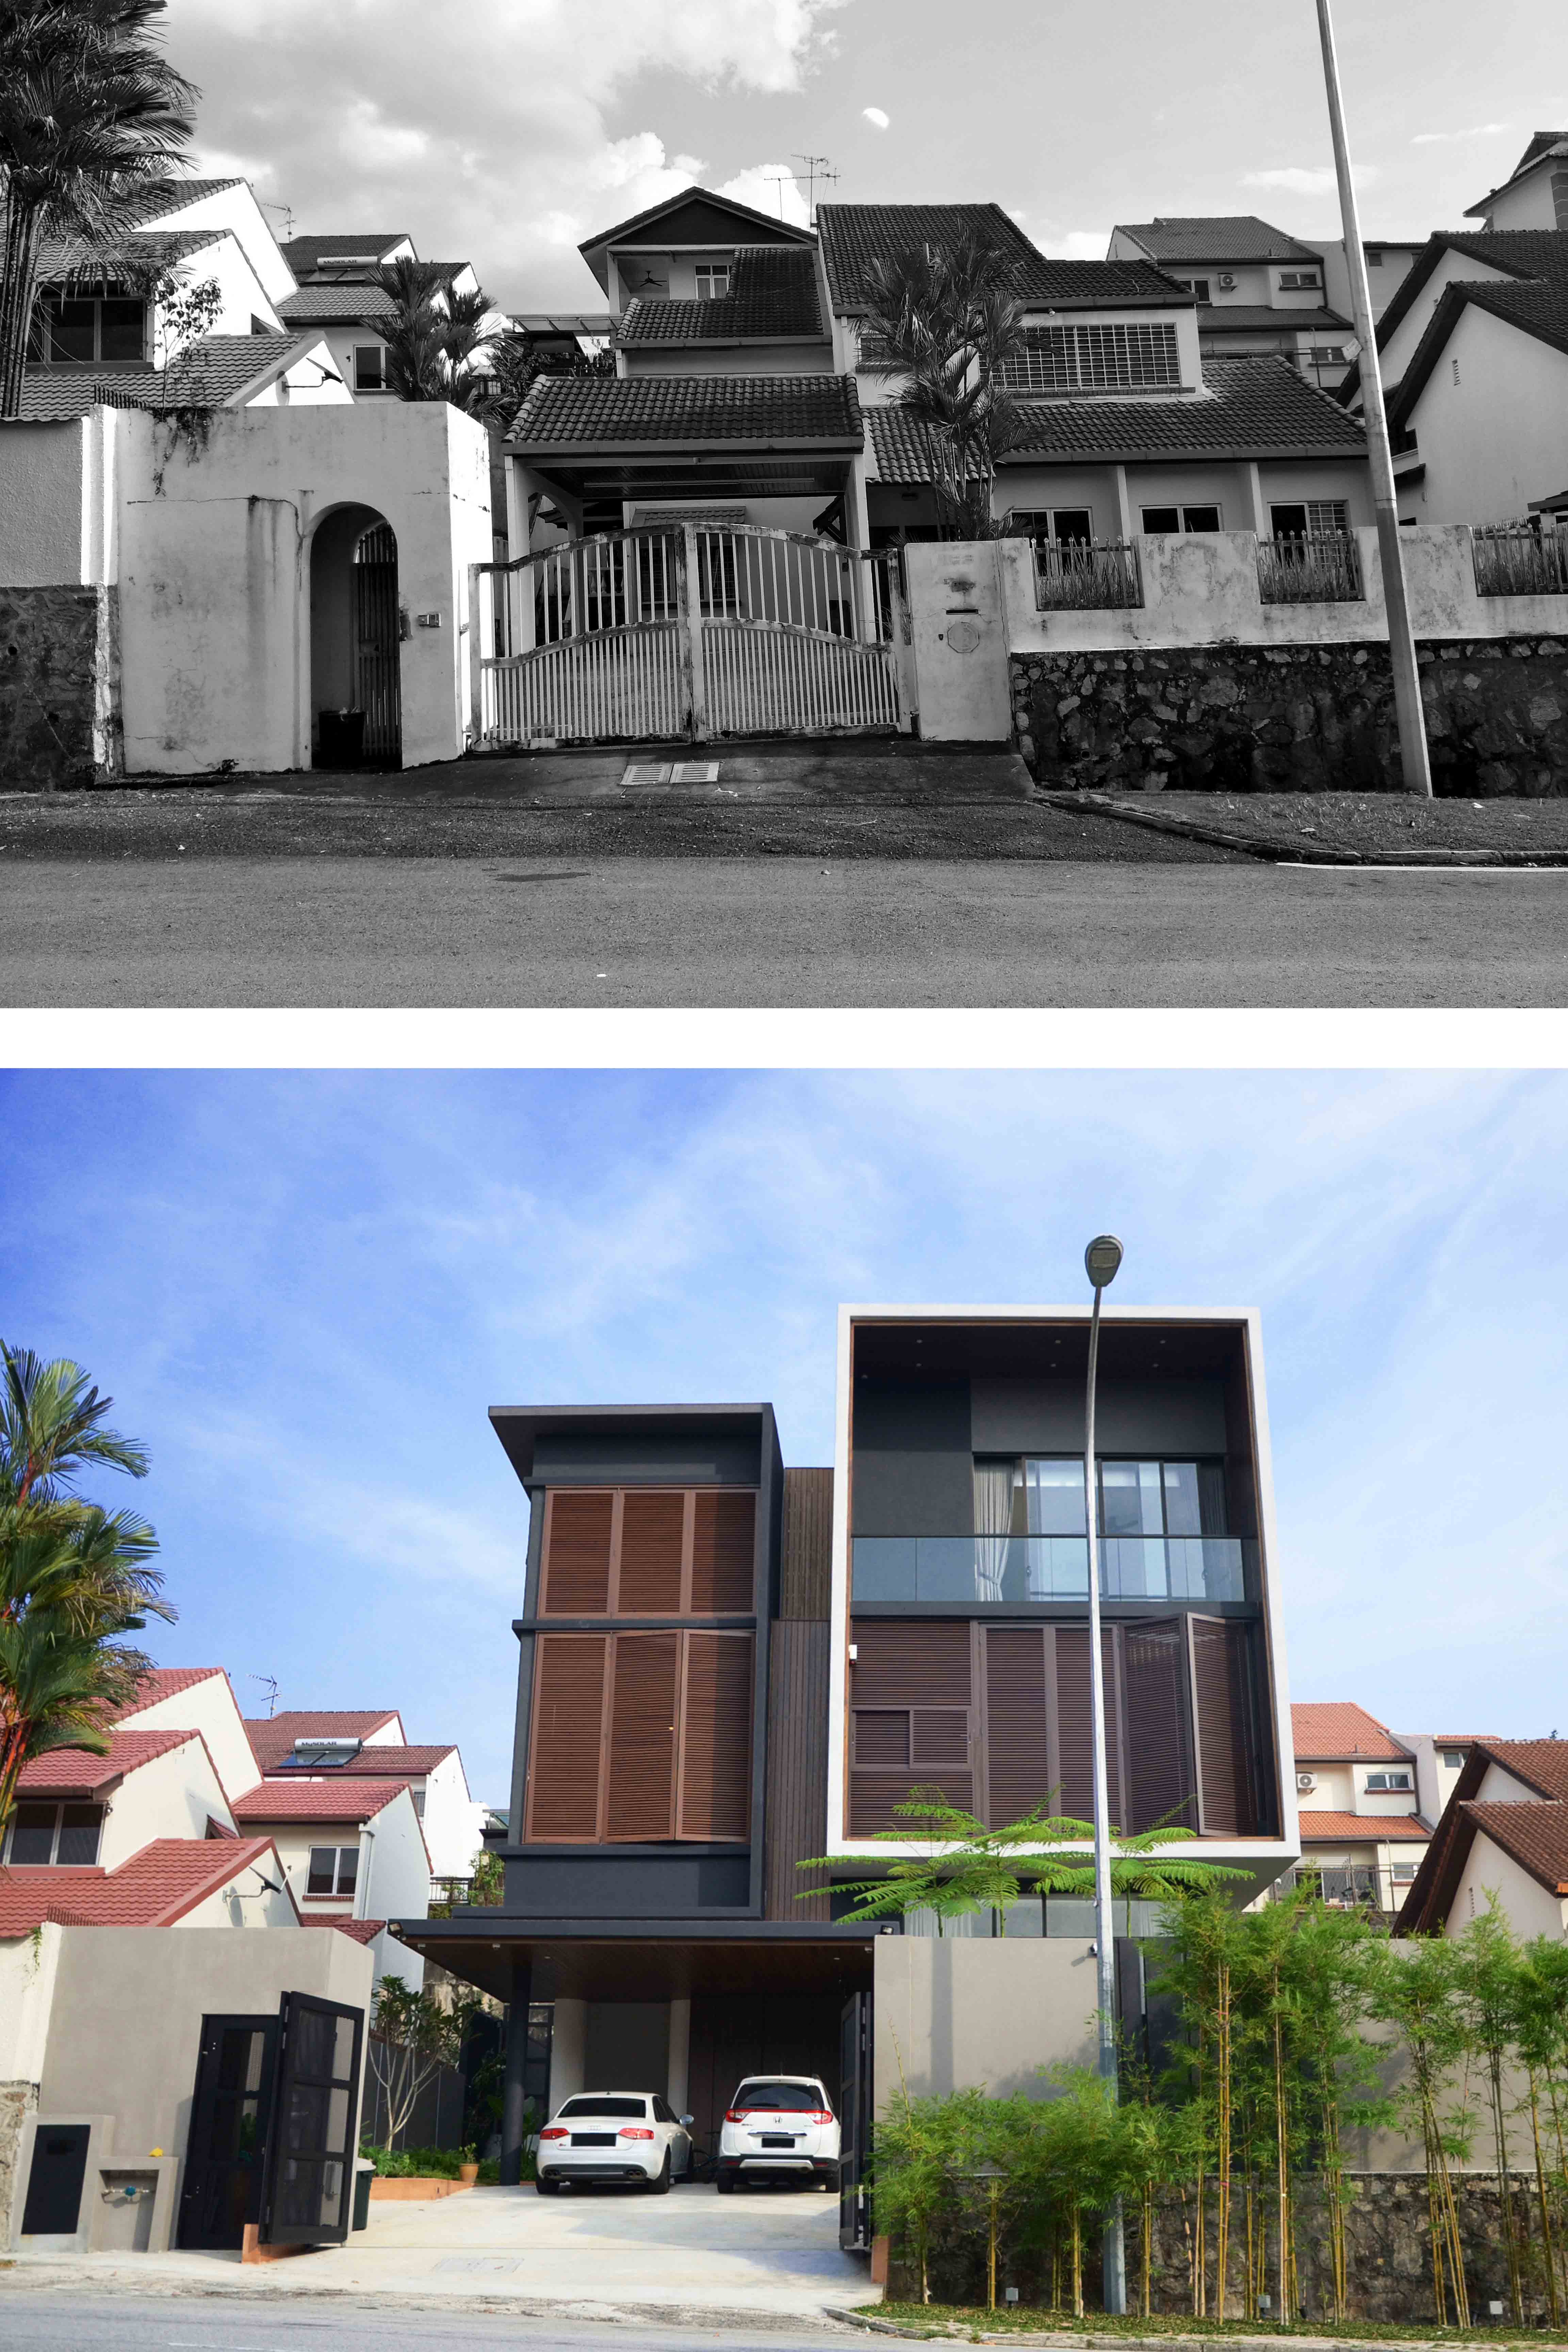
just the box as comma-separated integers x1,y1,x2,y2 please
824,1302,1301,1878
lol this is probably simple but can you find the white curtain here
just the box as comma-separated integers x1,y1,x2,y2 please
973,1462,1015,1603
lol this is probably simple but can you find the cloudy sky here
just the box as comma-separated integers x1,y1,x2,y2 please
167,0,1567,306
4,1069,1566,1806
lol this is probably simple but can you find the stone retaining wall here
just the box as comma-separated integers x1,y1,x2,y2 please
0,584,122,787
890,2171,1557,2322
0,2080,39,2240
1010,639,1568,795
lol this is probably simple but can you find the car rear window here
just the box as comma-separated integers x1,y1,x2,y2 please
557,2095,649,2119
733,2081,829,2111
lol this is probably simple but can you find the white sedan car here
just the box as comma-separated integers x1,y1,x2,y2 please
535,2092,693,2193
715,2074,840,2191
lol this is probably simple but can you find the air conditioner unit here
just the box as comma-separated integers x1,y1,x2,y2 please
1296,1771,1317,1792
1218,273,1237,291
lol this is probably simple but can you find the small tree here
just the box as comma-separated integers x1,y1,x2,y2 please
366,1977,473,2150
1364,1933,1476,2325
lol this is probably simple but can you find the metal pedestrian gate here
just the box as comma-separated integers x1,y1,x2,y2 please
470,524,907,747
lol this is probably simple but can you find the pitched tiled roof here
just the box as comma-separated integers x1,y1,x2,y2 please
867,358,1365,478
1339,231,1568,405
618,248,823,346
1388,281,1568,429
262,1744,455,1779
36,229,225,279
16,1727,197,1794
0,1835,282,1934
1198,305,1351,334
1298,1811,1431,1842
1460,1800,1568,1893
1470,1739,1568,1801
110,1666,227,1721
581,187,814,256
1291,1702,1408,1761
281,233,412,275
1115,216,1323,265
244,1710,404,1769
319,1915,387,1945
128,179,248,226
817,203,1185,312
18,333,315,419
509,371,862,450
1465,134,1568,216
278,283,395,324
232,1778,411,1824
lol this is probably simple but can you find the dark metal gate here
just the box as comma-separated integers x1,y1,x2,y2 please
177,2013,278,2249
261,1991,365,2247
838,1988,873,2252
354,522,402,762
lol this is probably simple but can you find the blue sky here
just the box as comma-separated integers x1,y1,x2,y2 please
175,0,1568,307
3,1069,1566,1802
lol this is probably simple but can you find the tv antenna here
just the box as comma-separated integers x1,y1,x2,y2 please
250,1672,280,1717
763,171,795,221
257,198,295,242
791,154,839,222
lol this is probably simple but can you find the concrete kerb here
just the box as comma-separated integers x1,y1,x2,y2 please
836,2326,1568,2352
1035,790,1568,868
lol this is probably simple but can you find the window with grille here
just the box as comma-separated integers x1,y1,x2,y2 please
1001,322,1182,392
694,264,731,299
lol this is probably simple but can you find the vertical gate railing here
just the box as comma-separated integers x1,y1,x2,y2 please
471,525,905,747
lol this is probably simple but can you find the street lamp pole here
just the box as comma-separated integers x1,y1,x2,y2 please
1082,1234,1126,2313
1312,0,1433,797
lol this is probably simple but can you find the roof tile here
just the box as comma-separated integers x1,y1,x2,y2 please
1116,216,1323,266
817,202,1184,313
1472,1739,1568,1800
509,371,861,450
232,1778,413,1824
1291,1702,1408,1761
262,1744,455,1778
0,1836,281,1933
1460,1799,1568,1893
110,1666,226,1721
17,1727,196,1794
244,1710,404,1770
1298,1810,1431,1841
18,333,312,419
619,248,823,346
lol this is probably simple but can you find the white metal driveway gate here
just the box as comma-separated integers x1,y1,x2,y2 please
470,524,906,747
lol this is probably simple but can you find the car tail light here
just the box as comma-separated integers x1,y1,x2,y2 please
724,2108,751,2122
539,2127,567,2139
619,2126,654,2140
808,2110,834,2124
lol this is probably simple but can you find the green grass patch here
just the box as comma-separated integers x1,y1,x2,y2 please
863,2307,1558,2344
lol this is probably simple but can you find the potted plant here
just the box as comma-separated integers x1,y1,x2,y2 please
457,2143,480,2188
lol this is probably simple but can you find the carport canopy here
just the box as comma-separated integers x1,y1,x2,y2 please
390,1916,878,2004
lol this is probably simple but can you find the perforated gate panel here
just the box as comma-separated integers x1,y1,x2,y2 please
354,523,402,761
474,525,904,747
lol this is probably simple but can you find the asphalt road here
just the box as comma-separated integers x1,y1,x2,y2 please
0,2292,847,2350
2,856,1565,1007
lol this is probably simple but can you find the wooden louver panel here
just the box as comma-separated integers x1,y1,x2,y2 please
677,1631,753,1839
847,1621,973,1836
853,1711,910,1765
690,1490,755,1612
1052,1625,1122,1828
1190,1616,1256,1835
541,1491,613,1615
1123,1620,1196,1834
850,1619,971,1707
617,1491,687,1614
850,1768,973,1836
605,1632,680,1839
526,1634,609,1840
985,1627,1053,1828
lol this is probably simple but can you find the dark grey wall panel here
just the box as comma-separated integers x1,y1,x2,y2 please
534,1431,762,1483
851,1382,973,1535
781,1469,834,1618
764,1619,830,1919
970,1377,1227,1456
503,1851,751,1915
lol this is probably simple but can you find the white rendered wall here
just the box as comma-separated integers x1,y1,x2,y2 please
1400,306,1568,525
415,1751,483,1881
120,1672,260,1804
902,542,1013,740
1484,173,1565,232
0,1923,63,2082
0,421,96,586
1373,250,1514,394
1448,1833,1568,1941
97,1737,235,1866
151,231,285,350
115,402,494,773
144,183,299,307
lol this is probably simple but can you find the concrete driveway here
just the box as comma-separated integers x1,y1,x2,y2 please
2,2182,874,2328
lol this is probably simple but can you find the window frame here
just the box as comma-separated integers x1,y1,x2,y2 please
1140,503,1223,535
1008,507,1096,545
1269,498,1351,539
352,344,389,392
1278,271,1322,291
28,281,149,365
693,263,732,301
2,1799,104,1865
1363,1768,1413,1793
1001,321,1183,394
305,1843,360,1898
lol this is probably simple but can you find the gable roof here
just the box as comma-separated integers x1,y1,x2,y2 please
1115,216,1323,266
17,332,327,419
617,247,823,346
1292,1702,1408,1761
231,1778,413,1825
1397,1799,1568,1931
1337,230,1568,403
867,357,1365,478
1197,304,1351,335
1467,1738,1568,1801
245,1710,404,1770
110,1666,228,1721
508,371,862,453
16,1726,199,1795
816,203,1187,313
1389,279,1568,430
1465,133,1568,218
35,228,227,280
1298,1810,1432,1842
280,233,413,277
128,179,248,227
321,1914,386,1945
580,187,815,266
261,1744,456,1779
0,1835,286,1934
277,283,396,324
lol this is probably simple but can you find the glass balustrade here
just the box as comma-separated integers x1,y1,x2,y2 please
851,1533,1253,1607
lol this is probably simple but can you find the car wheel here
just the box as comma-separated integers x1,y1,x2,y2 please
715,2168,734,2194
647,2150,672,2195
820,2165,839,2192
534,2177,557,2196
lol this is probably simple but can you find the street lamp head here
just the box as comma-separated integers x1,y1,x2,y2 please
1084,1234,1123,1291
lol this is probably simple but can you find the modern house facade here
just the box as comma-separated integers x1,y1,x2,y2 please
398,1303,1299,2230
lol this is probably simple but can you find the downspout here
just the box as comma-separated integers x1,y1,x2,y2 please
355,1822,375,1920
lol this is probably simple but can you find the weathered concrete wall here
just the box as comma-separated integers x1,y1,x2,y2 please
903,542,1013,741
873,1937,1100,2108
1010,637,1568,794
894,2170,1559,2322
0,2082,40,2245
0,584,122,786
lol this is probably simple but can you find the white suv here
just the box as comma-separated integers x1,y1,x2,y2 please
715,2075,840,2192
535,2092,693,2193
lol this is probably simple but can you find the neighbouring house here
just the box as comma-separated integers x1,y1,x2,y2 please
277,232,488,399
0,1664,374,2259
1304,236,1427,327
1107,215,1358,389
1397,1737,1568,1940
243,1708,488,1901
395,1302,1300,2233
1464,130,1568,233
1286,1701,1447,1916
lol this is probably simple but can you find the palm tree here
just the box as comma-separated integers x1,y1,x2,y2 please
857,228,1029,538
1,1339,149,1504
370,256,449,400
0,0,199,417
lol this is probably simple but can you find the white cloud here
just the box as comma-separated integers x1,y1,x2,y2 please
863,105,890,129
1410,123,1512,144
1242,164,1380,195
177,0,840,306
717,164,811,226
1054,230,1113,260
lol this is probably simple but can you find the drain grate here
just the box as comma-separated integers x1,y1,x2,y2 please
434,2255,521,2275
621,760,721,786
